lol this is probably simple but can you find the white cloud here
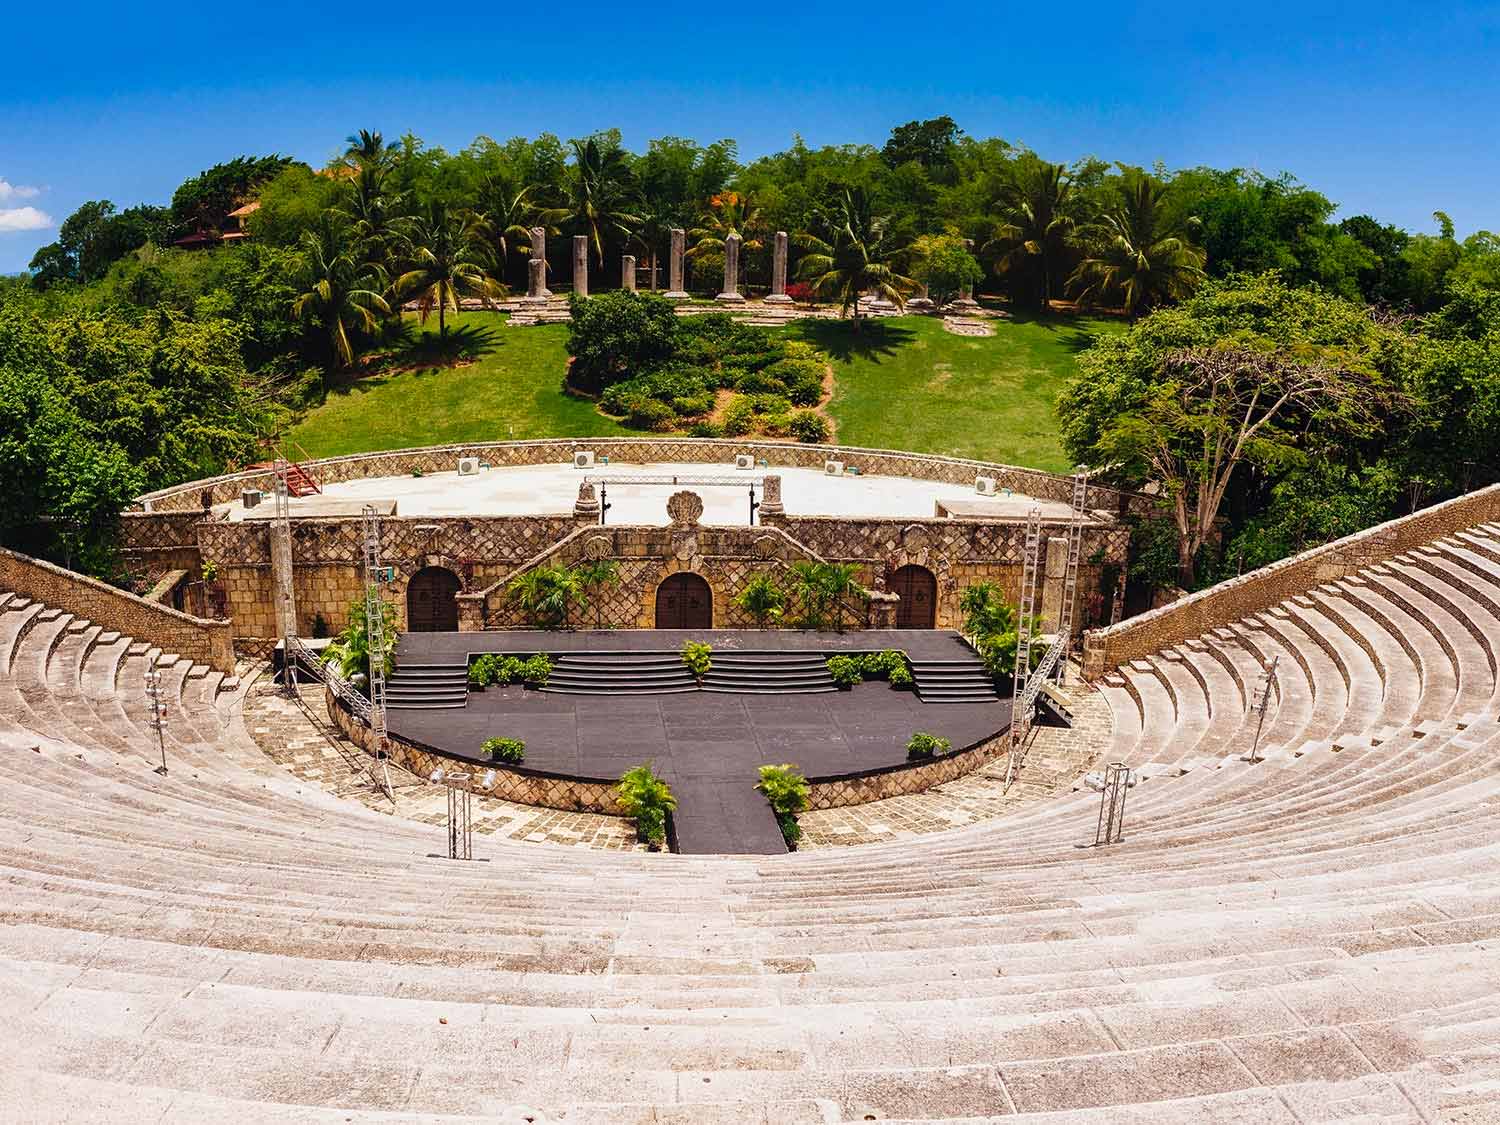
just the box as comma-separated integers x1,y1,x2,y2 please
0,206,53,233
0,178,41,204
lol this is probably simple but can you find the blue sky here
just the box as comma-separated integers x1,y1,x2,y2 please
3,1,1497,273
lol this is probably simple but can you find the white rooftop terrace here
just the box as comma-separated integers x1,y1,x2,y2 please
229,460,1079,525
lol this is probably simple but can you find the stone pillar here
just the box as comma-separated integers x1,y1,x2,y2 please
717,232,745,302
529,227,551,297
1039,536,1069,632
758,474,784,520
526,258,546,303
765,230,792,304
572,235,589,298
621,254,636,292
665,228,689,299
574,480,602,523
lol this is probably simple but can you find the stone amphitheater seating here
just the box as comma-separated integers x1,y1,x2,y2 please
4,529,1500,1120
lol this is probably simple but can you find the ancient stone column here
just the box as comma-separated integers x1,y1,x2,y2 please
765,230,792,304
665,228,689,299
717,231,745,303
621,254,636,292
758,474,784,519
529,227,551,297
526,258,546,302
572,235,589,298
1039,536,1069,631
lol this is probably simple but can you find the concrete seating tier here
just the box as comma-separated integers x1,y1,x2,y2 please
2,522,1499,1123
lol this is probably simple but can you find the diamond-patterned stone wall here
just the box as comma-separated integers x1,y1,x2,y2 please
805,733,1008,809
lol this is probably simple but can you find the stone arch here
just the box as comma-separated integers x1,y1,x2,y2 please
406,566,461,632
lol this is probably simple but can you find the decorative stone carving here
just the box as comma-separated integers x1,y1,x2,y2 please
573,481,601,522
572,235,589,298
665,228,689,299
902,523,930,551
759,474,784,518
666,490,704,527
621,254,636,292
673,533,699,561
583,534,612,560
765,230,793,304
752,535,778,559
717,231,745,302
529,228,551,297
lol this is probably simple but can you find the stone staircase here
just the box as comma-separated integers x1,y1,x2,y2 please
2,565,1499,1119
540,650,837,695
910,654,1000,704
383,659,468,709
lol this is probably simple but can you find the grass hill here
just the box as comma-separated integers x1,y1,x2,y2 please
284,310,1121,471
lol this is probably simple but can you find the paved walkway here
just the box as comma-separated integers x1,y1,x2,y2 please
241,673,643,851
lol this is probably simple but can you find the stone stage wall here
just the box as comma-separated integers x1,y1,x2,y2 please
1080,481,1500,680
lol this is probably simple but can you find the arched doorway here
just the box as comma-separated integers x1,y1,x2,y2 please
406,567,461,632
892,565,937,629
655,573,712,629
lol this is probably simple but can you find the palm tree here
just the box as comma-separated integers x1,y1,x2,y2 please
476,173,566,283
394,204,506,338
981,156,1080,311
573,559,621,628
508,565,586,630
564,137,641,267
687,191,765,285
1069,168,1207,318
796,187,918,329
342,129,398,173
339,165,408,277
291,217,391,372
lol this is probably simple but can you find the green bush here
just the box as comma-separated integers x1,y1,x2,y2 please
671,392,715,417
906,731,951,759
861,649,906,678
681,640,712,682
566,290,679,393
519,653,552,686
735,573,786,627
721,397,755,436
617,763,677,849
468,653,499,687
826,655,863,689
625,397,677,432
481,736,525,764
688,419,724,438
756,763,809,850
888,663,914,689
788,410,830,443
759,412,792,437
748,392,792,416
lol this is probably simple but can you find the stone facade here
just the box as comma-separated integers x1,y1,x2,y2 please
0,546,235,672
1081,481,1500,680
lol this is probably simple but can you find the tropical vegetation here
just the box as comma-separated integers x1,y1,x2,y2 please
617,763,677,849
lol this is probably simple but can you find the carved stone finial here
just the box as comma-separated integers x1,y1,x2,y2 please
574,480,601,521
666,490,704,527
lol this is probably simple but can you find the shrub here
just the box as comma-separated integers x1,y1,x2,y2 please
617,763,677,849
671,392,715,417
566,290,679,393
481,736,525,764
888,663,914,689
468,653,499,687
721,397,754,436
826,655,863,689
788,410,830,443
508,565,586,629
759,412,792,437
733,369,784,396
756,764,809,850
519,653,552,686
906,731,951,759
624,397,677,432
748,392,791,416
688,419,724,438
861,649,906,679
735,573,786,627
681,640,712,682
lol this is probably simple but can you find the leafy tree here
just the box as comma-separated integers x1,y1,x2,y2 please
250,166,343,247
796,187,918,328
292,217,391,370
687,191,765,281
565,289,679,392
982,156,1080,310
28,200,172,286
394,204,505,338
1070,167,1206,318
170,154,293,240
881,116,962,176
910,233,983,308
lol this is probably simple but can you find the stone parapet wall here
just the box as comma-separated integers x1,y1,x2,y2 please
1081,482,1500,680
0,546,235,672
118,510,205,577
132,438,1150,515
805,732,1007,809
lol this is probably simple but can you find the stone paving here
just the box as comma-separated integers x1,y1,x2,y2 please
797,670,1113,848
241,671,644,850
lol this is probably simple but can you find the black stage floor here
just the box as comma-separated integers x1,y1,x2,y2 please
388,630,1010,855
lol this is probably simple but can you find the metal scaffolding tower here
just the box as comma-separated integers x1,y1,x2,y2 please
1091,762,1132,846
438,770,475,861
1245,655,1280,764
1054,471,1090,681
361,504,394,800
144,666,169,776
272,459,298,695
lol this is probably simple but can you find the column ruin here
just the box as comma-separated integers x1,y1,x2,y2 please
765,230,792,304
716,231,745,303
572,235,589,298
665,228,689,299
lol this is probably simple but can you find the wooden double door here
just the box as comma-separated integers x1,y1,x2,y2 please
891,565,937,629
655,573,712,629
407,567,460,632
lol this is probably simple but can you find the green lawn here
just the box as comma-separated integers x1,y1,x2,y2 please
792,313,1121,472
285,309,1121,470
283,313,628,458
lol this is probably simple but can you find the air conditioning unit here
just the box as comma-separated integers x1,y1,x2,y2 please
824,460,845,477
734,454,755,470
573,451,596,469
457,457,481,476
975,475,998,496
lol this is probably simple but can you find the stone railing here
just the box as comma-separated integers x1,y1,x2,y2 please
1081,482,1500,680
131,438,1151,516
0,546,235,673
